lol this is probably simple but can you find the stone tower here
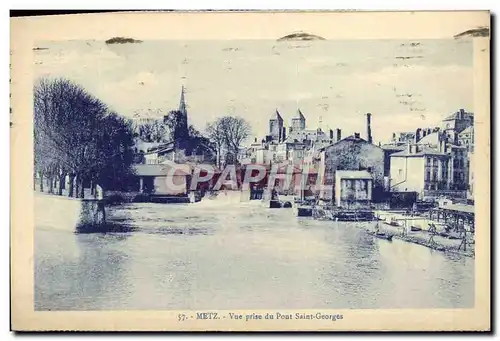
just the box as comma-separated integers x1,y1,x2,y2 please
290,109,306,132
179,85,188,120
269,109,284,141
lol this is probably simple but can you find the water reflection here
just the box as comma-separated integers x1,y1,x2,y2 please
35,202,474,310
35,231,131,310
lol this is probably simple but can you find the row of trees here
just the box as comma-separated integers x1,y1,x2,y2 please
34,78,136,197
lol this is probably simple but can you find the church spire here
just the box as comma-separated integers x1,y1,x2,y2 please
179,85,187,115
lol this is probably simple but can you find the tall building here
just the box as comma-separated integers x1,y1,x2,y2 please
269,109,284,141
441,108,473,144
178,85,188,117
458,126,474,152
290,109,306,132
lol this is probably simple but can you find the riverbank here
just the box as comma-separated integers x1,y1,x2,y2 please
34,192,107,233
358,212,475,258
310,207,474,257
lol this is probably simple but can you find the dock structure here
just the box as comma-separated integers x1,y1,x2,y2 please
429,203,475,233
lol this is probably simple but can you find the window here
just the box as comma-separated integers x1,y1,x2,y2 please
360,180,366,191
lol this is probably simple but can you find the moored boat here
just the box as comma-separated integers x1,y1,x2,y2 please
368,231,394,241
368,222,394,241
297,206,313,217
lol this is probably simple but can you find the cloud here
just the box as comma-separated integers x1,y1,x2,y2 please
105,37,143,44
277,32,326,41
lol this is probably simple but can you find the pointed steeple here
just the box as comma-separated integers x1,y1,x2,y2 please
178,85,187,115
271,109,283,122
293,109,306,121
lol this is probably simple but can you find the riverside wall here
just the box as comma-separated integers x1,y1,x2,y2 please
35,192,106,233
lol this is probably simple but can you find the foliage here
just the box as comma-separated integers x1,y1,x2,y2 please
164,110,189,147
34,77,136,196
131,109,169,143
206,116,251,166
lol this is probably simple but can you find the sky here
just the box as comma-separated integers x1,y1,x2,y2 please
33,38,473,144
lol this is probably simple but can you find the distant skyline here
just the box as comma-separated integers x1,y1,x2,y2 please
34,38,473,143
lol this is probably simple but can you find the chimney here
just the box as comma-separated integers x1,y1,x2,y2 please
336,128,342,142
354,132,360,139
427,128,431,135
415,128,421,143
407,141,411,154
459,108,465,119
329,129,334,140
366,113,373,143
254,137,257,143
422,129,427,137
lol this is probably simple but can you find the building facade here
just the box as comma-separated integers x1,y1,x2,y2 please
458,126,474,152
318,134,385,201
335,170,373,209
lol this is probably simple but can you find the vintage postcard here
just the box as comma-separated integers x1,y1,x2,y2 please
10,11,490,331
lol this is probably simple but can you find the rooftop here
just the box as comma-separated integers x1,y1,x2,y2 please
292,109,306,121
336,170,373,180
459,126,474,135
133,162,191,176
443,110,473,121
380,144,406,151
270,109,283,122
318,134,374,152
417,132,440,147
439,203,475,215
391,145,447,157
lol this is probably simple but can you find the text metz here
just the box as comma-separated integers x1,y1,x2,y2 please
196,312,220,320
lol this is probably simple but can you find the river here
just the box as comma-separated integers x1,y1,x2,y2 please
35,200,474,311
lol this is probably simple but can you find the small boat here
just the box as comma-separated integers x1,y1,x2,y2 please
269,200,282,208
369,222,394,241
388,219,400,227
410,226,422,232
368,231,394,241
297,206,313,217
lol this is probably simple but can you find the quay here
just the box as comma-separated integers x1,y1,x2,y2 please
35,192,107,233
371,204,475,257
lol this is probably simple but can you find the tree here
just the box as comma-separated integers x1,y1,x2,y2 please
206,121,225,167
34,77,136,197
164,110,188,147
131,109,169,143
186,125,217,163
206,116,251,166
